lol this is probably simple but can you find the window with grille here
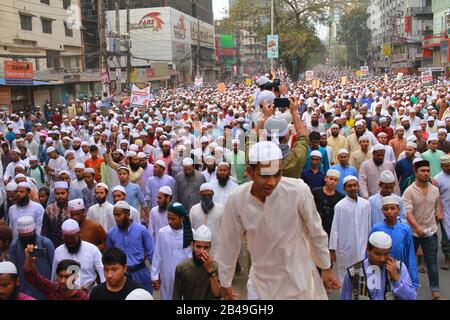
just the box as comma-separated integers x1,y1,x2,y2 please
42,18,52,34
64,22,73,37
20,14,32,31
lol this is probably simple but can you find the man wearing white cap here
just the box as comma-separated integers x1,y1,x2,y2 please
0,261,35,300
377,132,396,164
149,181,173,234
145,160,175,212
312,169,345,238
45,146,70,183
434,155,450,270
210,162,237,206
327,124,346,164
349,135,371,172
217,141,339,300
173,225,221,300
81,168,97,210
8,215,54,300
100,147,123,188
388,126,407,160
173,158,206,211
340,231,416,300
371,196,419,288
3,149,27,184
52,219,105,290
226,138,247,185
330,148,358,195
8,182,45,239
104,144,143,184
301,150,326,190
189,183,224,259
70,163,87,193
437,128,450,153
395,141,417,194
87,183,115,231
24,132,39,157
359,144,400,199
201,155,217,183
421,135,445,177
27,156,47,190
330,175,371,283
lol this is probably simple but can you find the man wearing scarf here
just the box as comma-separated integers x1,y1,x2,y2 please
189,183,224,259
151,202,192,300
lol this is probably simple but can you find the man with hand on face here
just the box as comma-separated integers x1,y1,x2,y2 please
189,183,224,259
149,186,172,241
340,231,416,300
23,247,89,300
107,201,154,294
8,215,54,300
173,225,222,300
90,247,150,300
51,219,105,292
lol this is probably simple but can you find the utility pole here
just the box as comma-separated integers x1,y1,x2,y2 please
126,0,131,92
98,0,109,94
270,0,274,72
115,0,121,93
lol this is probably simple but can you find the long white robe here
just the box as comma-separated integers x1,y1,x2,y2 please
148,206,168,240
217,178,331,300
151,226,192,300
189,202,224,259
329,196,372,282
211,178,238,206
87,202,115,232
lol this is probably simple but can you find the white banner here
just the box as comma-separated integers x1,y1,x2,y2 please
305,71,314,81
131,82,151,107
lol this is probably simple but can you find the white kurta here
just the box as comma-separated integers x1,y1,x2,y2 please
52,241,105,288
217,178,331,300
329,196,372,282
189,202,224,259
87,202,115,232
70,179,87,193
211,178,238,206
48,156,70,177
148,206,168,240
202,170,216,183
8,201,45,238
150,226,192,300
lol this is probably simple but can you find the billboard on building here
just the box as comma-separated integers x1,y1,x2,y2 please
131,82,151,107
220,35,234,48
4,61,33,85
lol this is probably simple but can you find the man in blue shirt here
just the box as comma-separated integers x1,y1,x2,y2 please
395,141,417,194
371,196,418,288
331,148,358,194
304,131,330,173
301,150,325,190
107,201,154,293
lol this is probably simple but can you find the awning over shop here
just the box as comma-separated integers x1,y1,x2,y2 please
0,78,63,86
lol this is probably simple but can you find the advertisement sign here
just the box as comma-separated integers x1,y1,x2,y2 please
360,66,369,77
382,44,392,56
173,13,187,40
130,12,164,31
421,69,432,85
312,79,320,89
195,76,203,88
305,71,314,81
405,16,412,33
4,61,33,85
267,35,279,59
131,82,151,107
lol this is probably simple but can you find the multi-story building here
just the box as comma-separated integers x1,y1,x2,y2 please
428,0,449,72
0,0,102,111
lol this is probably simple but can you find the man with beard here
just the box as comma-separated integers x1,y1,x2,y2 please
51,219,104,291
389,126,407,160
151,202,192,300
70,163,87,193
105,147,143,184
359,144,400,199
4,148,27,184
226,139,246,185
189,183,224,259
8,215,54,299
45,147,70,183
201,156,217,183
87,184,115,231
77,142,91,165
421,135,445,178
107,201,154,293
137,152,153,196
173,158,206,211
145,160,175,214
149,186,172,240
111,185,142,226
374,117,394,143
437,128,450,154
168,144,188,178
327,124,346,164
81,168,97,210
349,135,372,172
395,142,418,195
41,181,71,247
24,132,39,157
173,225,222,300
330,149,358,195
101,148,123,187
8,182,45,239
0,261,35,300
72,138,83,163
68,199,106,252
47,171,83,206
307,113,325,133
27,156,47,190
401,117,414,140
156,141,173,175
345,120,372,154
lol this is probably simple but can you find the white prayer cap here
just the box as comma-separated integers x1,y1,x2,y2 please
17,215,36,234
84,168,95,175
15,173,26,180
256,75,271,86
338,148,349,156
358,135,370,142
255,90,276,107
326,169,340,178
265,116,289,137
355,120,365,127
200,136,209,143
200,183,214,192
47,147,56,154
120,139,129,145
45,137,53,144
112,185,126,194
232,139,240,145
74,163,85,170
6,181,17,191
204,155,215,165
310,150,322,158
115,149,125,156
0,261,17,274
249,141,282,163
428,116,435,121
114,200,130,210
194,225,212,242
126,151,137,157
68,199,85,211
217,161,230,168
158,186,172,196
125,289,154,300
372,143,386,152
380,170,395,184
17,181,32,189
377,132,387,138
54,181,69,190
29,155,38,162
438,128,448,134
381,196,400,207
182,158,194,166
343,175,358,185
73,137,81,142
379,117,387,123
369,231,392,249
81,141,89,146
155,160,166,168
427,134,438,143
61,219,80,234
96,183,109,191
395,125,404,132
407,135,417,142
162,140,171,147
137,152,147,159
330,124,339,129
406,141,417,149
64,150,74,157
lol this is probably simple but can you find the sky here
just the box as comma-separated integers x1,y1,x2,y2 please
213,0,229,20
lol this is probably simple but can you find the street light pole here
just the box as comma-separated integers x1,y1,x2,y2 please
270,0,274,72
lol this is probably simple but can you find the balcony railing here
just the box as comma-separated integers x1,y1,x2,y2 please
406,6,432,16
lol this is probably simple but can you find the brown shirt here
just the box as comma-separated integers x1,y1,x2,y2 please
79,218,107,252
388,138,407,160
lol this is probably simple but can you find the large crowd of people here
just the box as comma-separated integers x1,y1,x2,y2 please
0,69,449,300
